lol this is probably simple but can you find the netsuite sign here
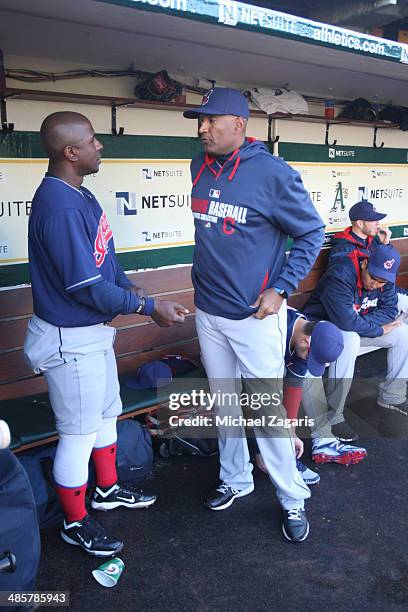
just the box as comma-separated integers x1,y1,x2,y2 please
120,0,408,63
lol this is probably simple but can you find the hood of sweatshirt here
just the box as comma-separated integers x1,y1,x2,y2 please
192,138,269,187
331,227,374,250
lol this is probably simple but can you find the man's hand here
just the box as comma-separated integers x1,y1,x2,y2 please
293,436,304,459
151,300,189,327
129,284,147,298
382,320,402,335
251,288,284,320
378,226,392,245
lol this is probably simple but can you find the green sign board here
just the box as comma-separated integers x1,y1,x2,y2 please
99,0,408,63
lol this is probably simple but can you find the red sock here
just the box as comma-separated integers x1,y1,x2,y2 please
92,443,118,488
56,483,87,524
283,385,303,421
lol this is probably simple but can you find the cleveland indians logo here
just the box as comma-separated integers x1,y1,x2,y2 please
94,212,113,267
384,258,395,270
202,90,214,106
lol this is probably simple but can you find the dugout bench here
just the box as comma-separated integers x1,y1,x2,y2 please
2,241,407,454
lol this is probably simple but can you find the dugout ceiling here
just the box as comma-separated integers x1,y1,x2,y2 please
0,0,407,104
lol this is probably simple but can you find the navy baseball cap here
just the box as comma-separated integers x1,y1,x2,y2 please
367,244,400,283
349,200,386,221
123,361,172,390
307,321,344,377
183,87,249,119
161,354,198,376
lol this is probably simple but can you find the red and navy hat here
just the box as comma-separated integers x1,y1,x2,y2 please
183,87,249,119
367,244,400,283
307,321,344,377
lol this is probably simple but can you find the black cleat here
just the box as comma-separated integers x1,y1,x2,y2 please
378,398,408,417
61,514,123,557
282,509,309,543
204,482,254,511
91,483,157,511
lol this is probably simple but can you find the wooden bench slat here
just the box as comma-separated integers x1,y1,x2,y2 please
0,290,195,350
0,338,200,401
114,315,197,356
113,290,195,328
0,265,193,319
0,315,198,385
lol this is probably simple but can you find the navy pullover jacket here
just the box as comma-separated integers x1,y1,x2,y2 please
304,251,398,337
329,227,376,263
329,226,407,299
190,138,325,319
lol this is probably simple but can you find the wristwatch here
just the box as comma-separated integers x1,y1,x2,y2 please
135,297,146,313
273,286,289,300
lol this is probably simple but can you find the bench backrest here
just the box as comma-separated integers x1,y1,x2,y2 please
0,266,198,401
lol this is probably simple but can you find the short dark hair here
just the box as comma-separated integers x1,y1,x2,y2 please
303,320,318,337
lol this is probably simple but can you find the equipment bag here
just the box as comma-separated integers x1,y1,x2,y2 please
18,419,154,528
88,419,153,487
0,450,41,595
337,97,377,121
146,410,219,457
17,444,63,529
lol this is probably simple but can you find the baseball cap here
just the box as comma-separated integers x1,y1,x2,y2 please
183,87,249,119
161,355,198,376
367,244,400,283
123,361,172,390
307,321,344,377
349,200,386,221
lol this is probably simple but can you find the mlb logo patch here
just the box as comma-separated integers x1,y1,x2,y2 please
209,189,220,198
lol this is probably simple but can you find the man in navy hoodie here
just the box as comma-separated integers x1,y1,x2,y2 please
329,199,389,264
330,199,408,318
303,243,408,444
183,87,325,542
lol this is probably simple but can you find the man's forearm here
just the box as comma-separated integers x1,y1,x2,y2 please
276,227,325,294
73,280,154,317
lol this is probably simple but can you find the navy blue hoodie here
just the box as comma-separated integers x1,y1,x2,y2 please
190,138,324,319
329,226,376,263
329,226,407,301
304,250,397,337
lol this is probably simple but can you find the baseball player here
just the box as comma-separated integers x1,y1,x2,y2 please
330,199,408,317
252,306,367,480
24,111,188,557
183,87,325,542
303,243,408,443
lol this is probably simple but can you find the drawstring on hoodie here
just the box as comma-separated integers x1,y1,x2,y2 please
228,156,241,181
348,248,369,297
192,137,257,186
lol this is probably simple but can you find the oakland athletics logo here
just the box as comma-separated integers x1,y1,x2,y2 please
330,181,346,213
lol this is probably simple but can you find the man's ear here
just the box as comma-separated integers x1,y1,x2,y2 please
63,145,78,162
235,116,246,132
